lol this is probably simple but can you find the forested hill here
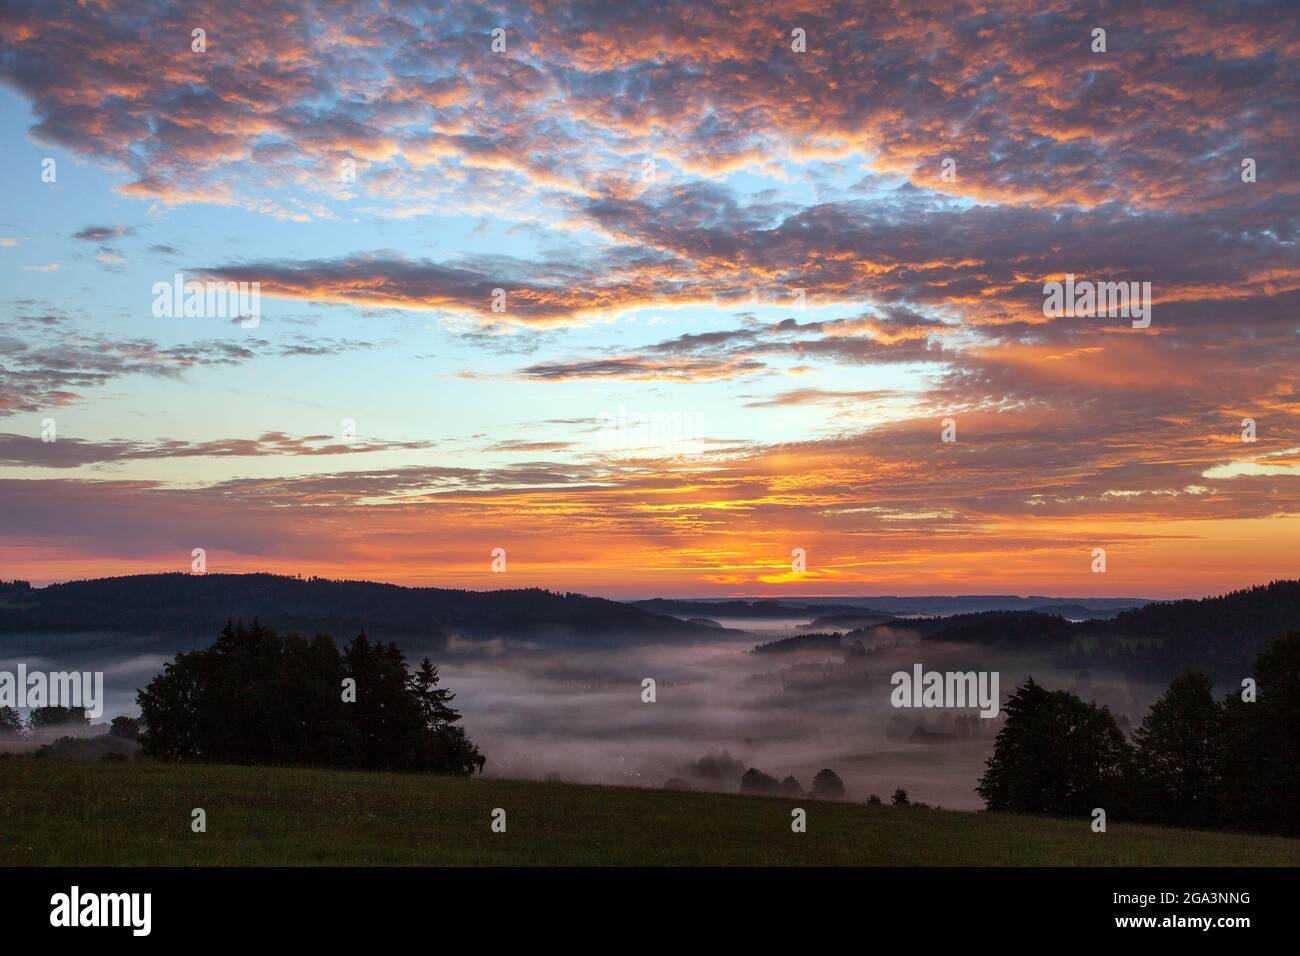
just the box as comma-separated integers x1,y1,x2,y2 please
1077,580,1300,642
851,580,1300,680
1071,579,1300,677
0,573,713,644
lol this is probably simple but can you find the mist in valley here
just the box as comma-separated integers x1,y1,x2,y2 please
428,622,1169,810
3,619,1173,809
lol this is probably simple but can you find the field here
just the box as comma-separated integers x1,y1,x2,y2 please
1,760,1297,866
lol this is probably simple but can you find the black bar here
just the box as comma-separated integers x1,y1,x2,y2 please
2,866,1286,942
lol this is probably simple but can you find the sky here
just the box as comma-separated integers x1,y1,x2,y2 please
0,0,1297,599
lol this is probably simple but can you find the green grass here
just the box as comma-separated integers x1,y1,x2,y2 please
1,760,1297,866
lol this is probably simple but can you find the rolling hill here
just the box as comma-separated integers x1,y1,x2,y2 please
846,580,1300,680
0,573,713,646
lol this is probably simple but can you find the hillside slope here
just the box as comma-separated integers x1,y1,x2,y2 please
1,762,1295,866
0,573,711,645
846,580,1300,680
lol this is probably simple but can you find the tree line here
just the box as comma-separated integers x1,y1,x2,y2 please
137,620,485,776
0,705,90,734
891,580,1300,682
0,572,698,643
979,630,1300,836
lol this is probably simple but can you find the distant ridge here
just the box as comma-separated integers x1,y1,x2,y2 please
635,595,1149,619
632,598,893,619
0,572,715,645
845,580,1300,680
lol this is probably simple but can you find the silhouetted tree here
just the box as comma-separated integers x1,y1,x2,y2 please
779,775,803,796
27,706,89,730
138,621,483,776
1133,672,1223,827
867,793,882,805
740,767,780,794
891,788,911,806
1216,631,1300,836
109,716,140,740
977,678,1133,817
411,658,462,727
810,768,846,799
676,749,745,786
0,706,22,734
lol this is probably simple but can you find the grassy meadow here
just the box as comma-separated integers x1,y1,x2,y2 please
1,760,1296,866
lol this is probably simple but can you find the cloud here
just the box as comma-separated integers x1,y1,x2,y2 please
0,321,379,415
1,0,1293,221
483,440,577,453
742,389,899,409
517,355,768,382
0,431,438,468
71,225,131,242
0,0,1296,597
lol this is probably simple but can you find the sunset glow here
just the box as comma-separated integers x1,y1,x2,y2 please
1,1,1296,598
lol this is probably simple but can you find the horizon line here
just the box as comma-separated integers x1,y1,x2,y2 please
11,568,1297,604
